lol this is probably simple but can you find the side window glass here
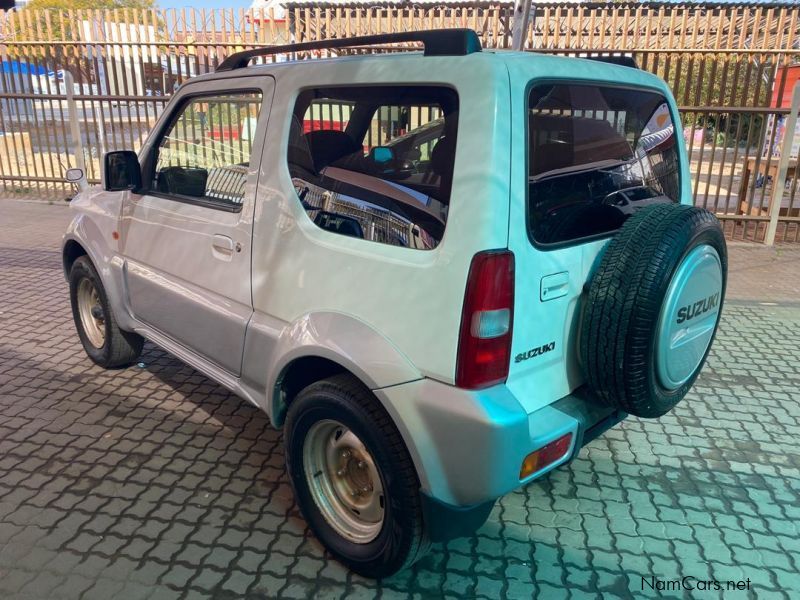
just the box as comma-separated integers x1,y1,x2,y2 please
287,86,458,249
154,91,262,207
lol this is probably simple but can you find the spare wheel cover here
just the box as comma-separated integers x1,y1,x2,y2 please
655,244,723,390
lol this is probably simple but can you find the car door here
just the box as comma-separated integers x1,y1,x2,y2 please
120,76,274,375
506,76,682,414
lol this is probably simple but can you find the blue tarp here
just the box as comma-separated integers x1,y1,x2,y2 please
0,60,48,76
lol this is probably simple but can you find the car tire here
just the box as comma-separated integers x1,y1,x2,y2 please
284,374,430,578
69,256,144,368
580,203,727,418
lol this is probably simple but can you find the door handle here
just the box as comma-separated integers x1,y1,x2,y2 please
212,234,235,260
212,234,234,252
540,271,570,301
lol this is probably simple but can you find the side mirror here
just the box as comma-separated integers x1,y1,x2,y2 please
103,150,142,192
64,167,89,195
370,146,395,164
65,168,84,183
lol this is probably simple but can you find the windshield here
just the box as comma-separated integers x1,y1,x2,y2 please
528,83,680,245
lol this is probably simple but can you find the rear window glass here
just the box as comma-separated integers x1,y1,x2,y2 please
528,83,680,245
287,86,458,250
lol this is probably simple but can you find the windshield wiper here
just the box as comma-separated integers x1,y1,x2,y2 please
529,158,632,183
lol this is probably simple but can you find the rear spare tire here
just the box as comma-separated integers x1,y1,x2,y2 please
580,203,727,418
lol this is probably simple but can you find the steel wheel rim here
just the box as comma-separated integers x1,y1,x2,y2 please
302,419,385,544
77,278,105,349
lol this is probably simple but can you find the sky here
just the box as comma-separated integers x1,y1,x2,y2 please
157,0,254,10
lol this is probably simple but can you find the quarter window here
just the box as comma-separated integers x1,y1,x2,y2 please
528,83,680,245
153,91,262,207
287,86,458,249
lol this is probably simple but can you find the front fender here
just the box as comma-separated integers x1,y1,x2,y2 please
62,190,132,330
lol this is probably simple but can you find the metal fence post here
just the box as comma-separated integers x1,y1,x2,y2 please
511,0,532,51
764,81,800,246
64,70,88,191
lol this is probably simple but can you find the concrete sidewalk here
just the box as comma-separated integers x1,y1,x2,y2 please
0,200,799,599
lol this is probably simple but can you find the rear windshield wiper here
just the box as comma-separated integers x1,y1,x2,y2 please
529,158,632,183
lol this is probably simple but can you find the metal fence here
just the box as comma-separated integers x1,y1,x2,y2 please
1,2,799,242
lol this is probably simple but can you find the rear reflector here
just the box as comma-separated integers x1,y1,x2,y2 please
519,433,573,480
455,250,514,389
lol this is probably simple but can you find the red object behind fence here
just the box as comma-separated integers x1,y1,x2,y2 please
772,65,800,109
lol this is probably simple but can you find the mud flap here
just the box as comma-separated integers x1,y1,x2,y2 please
420,494,496,542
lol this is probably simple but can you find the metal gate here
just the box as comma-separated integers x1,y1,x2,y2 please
0,2,798,242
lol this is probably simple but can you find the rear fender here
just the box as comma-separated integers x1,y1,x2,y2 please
249,311,422,425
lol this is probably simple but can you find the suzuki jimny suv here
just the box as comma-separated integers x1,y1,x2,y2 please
62,30,727,577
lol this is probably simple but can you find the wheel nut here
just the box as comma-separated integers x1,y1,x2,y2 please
357,461,366,469
361,486,370,493
341,450,350,459
336,469,345,477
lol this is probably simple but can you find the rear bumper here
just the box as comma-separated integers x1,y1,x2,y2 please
374,379,626,508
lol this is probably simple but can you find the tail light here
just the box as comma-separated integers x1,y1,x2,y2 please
455,250,515,389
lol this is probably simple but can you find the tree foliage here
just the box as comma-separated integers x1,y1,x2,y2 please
24,0,155,10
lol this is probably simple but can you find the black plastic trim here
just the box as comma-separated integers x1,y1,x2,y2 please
551,388,628,450
420,494,495,542
146,191,244,213
585,54,639,69
582,408,627,447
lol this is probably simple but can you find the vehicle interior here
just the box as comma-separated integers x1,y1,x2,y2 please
289,87,456,199
528,84,679,245
286,86,458,248
151,92,262,207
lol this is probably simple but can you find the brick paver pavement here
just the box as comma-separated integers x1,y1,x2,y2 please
1,200,799,599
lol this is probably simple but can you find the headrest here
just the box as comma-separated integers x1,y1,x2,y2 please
287,117,315,175
529,114,632,176
430,136,455,176
305,130,362,171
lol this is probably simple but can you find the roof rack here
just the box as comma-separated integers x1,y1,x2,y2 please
584,55,638,69
216,29,482,71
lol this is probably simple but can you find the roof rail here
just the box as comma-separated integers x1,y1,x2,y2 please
584,54,639,69
216,29,482,71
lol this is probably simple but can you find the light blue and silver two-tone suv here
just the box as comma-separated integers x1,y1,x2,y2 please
62,30,727,577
